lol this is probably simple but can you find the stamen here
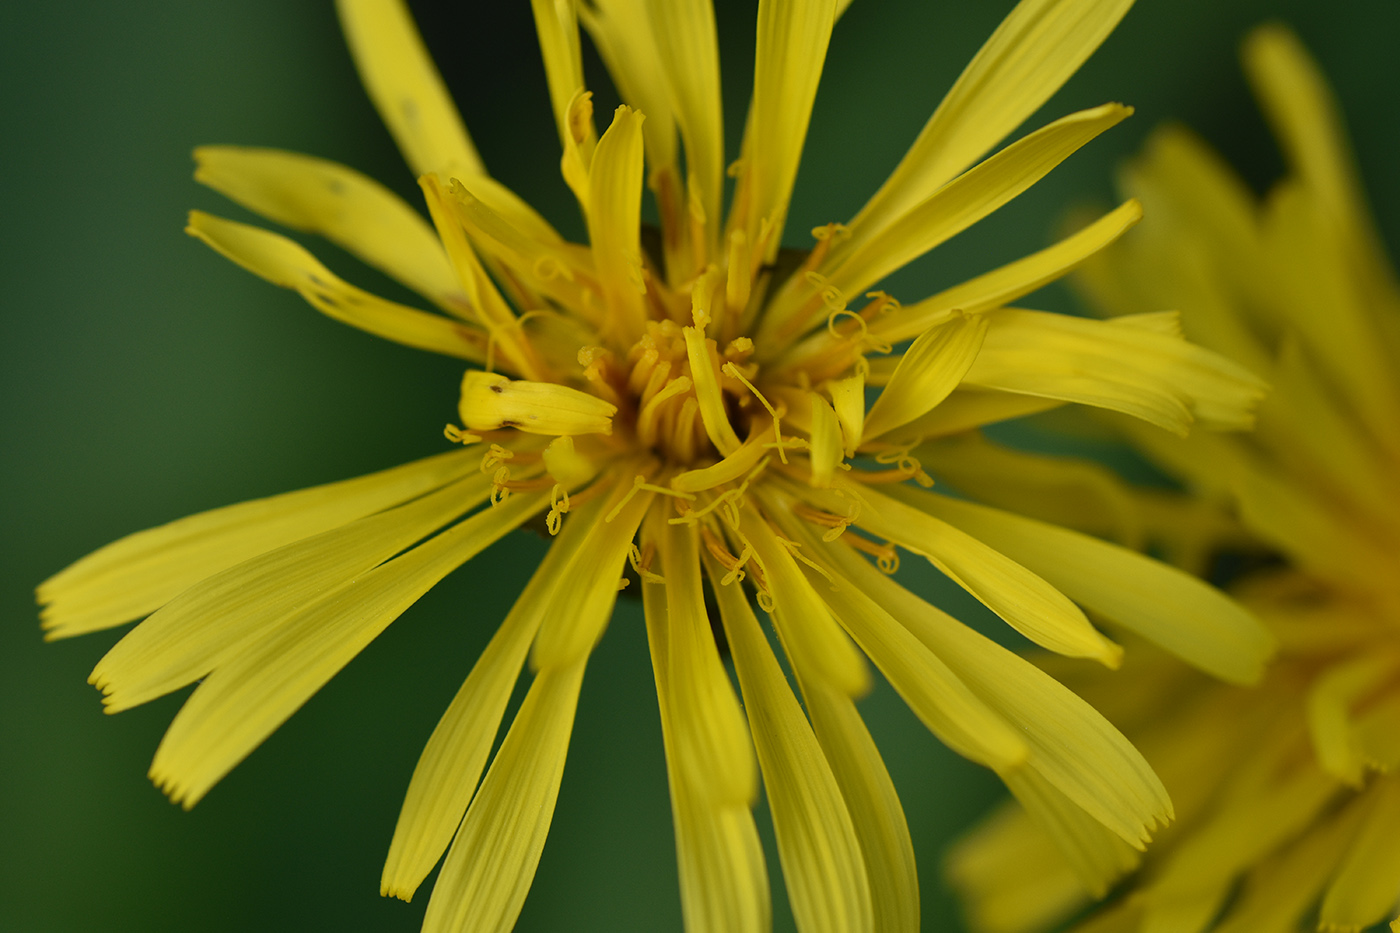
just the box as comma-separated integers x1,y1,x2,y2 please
443,424,482,445
845,534,901,575
722,363,787,464
725,231,751,330
606,474,695,523
777,534,836,587
637,376,693,448
700,526,749,585
628,542,664,584
545,484,571,536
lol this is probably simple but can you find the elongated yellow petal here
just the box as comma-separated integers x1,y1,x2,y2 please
964,308,1267,434
458,371,616,436
894,486,1275,685
807,393,843,488
336,0,484,178
381,493,607,900
742,0,837,261
862,312,989,441
710,557,874,933
185,211,487,361
811,104,1130,320
1306,654,1400,786
644,0,724,260
529,472,654,669
587,106,649,341
148,489,548,808
662,521,757,805
639,511,770,933
530,0,594,158
946,801,1097,933
805,480,1121,666
872,200,1143,345
775,510,1027,771
421,658,588,933
742,508,871,695
194,147,463,312
799,675,920,933
824,540,1171,847
39,449,475,638
865,388,1062,447
1212,800,1364,933
93,473,492,713
824,374,865,458
1319,776,1400,933
671,424,772,493
1002,768,1141,898
578,0,677,174
684,326,743,455
843,0,1135,256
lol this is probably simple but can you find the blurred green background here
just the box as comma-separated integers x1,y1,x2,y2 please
3,1,1398,931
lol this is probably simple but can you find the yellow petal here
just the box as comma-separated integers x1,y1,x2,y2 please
578,0,678,174
807,392,844,488
147,489,548,808
861,312,989,441
799,676,920,933
38,449,475,638
336,0,484,178
661,521,757,805
1306,654,1400,787
643,0,724,261
185,211,487,361
420,658,588,933
946,801,1096,933
529,0,595,158
92,473,492,713
586,106,649,341
742,508,871,696
871,200,1143,345
809,104,1131,321
381,493,607,900
964,308,1267,433
825,374,865,458
640,513,770,933
671,423,773,494
843,0,1135,256
808,481,1121,667
458,370,616,436
529,471,654,668
775,510,1027,772
1002,767,1141,897
894,486,1275,685
1319,776,1400,933
824,541,1171,847
710,557,875,933
684,325,743,455
864,388,1062,446
193,146,463,312
741,0,837,261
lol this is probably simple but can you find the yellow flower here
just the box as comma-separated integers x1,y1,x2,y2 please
949,23,1400,933
40,1,1270,931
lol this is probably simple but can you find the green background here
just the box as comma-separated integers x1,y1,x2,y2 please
3,1,1397,931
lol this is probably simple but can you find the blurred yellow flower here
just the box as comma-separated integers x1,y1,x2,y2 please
40,1,1270,930
949,23,1400,933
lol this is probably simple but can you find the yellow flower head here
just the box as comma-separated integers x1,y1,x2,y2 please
949,23,1400,933
40,1,1273,931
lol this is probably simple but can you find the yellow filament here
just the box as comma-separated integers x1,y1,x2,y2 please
637,376,694,447
606,474,695,523
721,363,787,463
628,542,664,584
777,533,836,587
545,484,571,536
442,424,482,445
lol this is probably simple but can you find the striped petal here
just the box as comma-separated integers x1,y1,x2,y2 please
892,486,1275,685
420,658,588,933
194,146,463,313
842,0,1135,255
148,489,548,807
336,0,484,179
861,312,988,441
586,106,649,341
710,557,874,933
39,449,474,638
93,472,492,713
185,211,487,361
641,513,770,933
380,493,607,900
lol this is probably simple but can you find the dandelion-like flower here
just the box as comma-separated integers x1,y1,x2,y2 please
949,24,1400,933
41,1,1271,930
